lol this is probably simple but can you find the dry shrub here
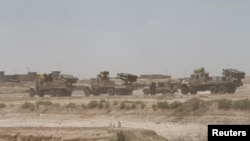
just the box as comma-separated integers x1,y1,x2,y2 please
192,100,200,111
120,102,127,109
81,103,86,109
218,99,232,110
21,102,35,111
113,101,118,106
152,104,157,111
65,102,78,109
36,100,53,108
87,100,98,109
232,99,250,110
130,103,136,109
157,101,169,109
98,99,109,109
169,101,182,109
98,102,104,109
0,103,6,108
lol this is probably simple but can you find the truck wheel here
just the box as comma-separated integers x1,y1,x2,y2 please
84,88,91,97
143,89,150,95
218,85,227,94
49,90,56,97
209,86,218,94
181,86,189,94
29,89,35,97
107,88,115,96
55,90,62,97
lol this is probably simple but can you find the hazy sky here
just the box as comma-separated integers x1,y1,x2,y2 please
0,0,249,79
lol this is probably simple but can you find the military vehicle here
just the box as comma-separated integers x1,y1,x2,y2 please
29,73,78,97
143,80,179,95
180,67,245,94
83,71,138,96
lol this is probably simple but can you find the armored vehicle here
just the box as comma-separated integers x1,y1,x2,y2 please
180,67,245,94
29,73,78,97
143,80,178,95
83,71,138,96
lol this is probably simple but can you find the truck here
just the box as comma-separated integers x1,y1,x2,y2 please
29,73,78,97
143,80,179,95
83,71,138,96
180,67,246,94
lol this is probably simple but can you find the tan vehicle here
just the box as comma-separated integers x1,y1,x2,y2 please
83,71,137,96
143,80,178,95
29,73,78,97
180,67,245,94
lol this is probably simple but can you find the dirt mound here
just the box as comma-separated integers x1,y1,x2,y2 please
0,127,168,141
174,98,212,117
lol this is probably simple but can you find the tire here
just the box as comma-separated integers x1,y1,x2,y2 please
190,88,197,94
49,90,56,97
29,89,36,97
107,88,115,96
181,86,189,94
209,86,218,94
84,88,91,97
55,90,62,97
143,89,150,95
218,85,227,94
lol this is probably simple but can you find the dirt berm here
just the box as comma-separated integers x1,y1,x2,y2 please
0,127,168,141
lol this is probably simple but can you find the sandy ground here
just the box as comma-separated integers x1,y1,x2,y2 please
0,84,250,141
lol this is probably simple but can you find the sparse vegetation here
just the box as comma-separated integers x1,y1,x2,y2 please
21,102,35,111
169,101,182,109
120,102,127,109
152,104,157,111
65,102,78,109
232,99,250,110
36,100,53,108
81,103,86,109
157,101,169,109
113,101,118,106
98,101,104,109
105,101,110,108
130,103,136,109
98,99,110,109
140,103,146,109
192,100,200,111
87,100,98,109
0,103,6,108
52,103,61,108
118,101,145,110
218,99,232,110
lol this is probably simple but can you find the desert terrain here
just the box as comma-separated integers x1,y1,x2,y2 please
0,79,250,141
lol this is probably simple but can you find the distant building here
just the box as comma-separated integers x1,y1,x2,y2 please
0,71,61,82
139,74,171,79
